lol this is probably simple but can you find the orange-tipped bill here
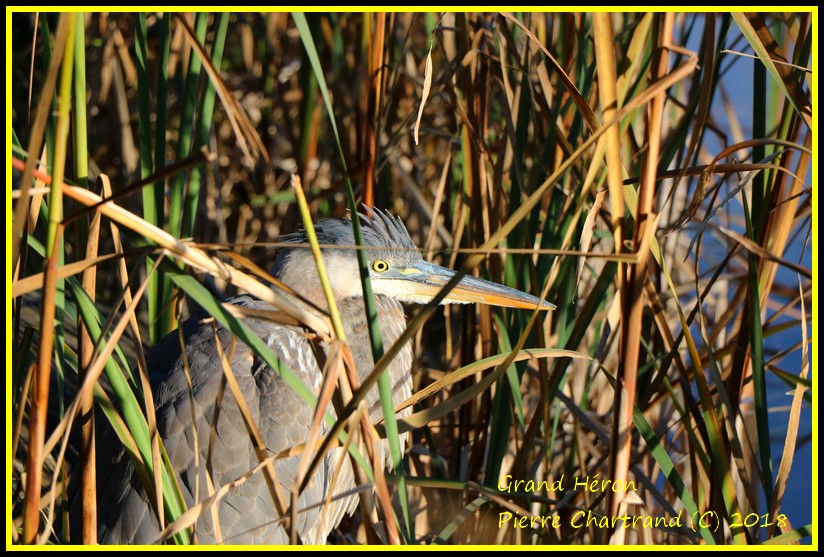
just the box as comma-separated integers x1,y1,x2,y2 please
382,261,555,310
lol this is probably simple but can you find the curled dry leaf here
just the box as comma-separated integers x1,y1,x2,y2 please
413,43,433,146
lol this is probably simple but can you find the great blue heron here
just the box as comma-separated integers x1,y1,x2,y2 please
89,209,553,544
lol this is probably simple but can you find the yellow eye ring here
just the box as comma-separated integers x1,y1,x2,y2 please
372,260,390,273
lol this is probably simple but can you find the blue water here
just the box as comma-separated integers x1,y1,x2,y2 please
681,14,813,540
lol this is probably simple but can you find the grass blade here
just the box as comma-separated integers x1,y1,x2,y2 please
293,12,410,541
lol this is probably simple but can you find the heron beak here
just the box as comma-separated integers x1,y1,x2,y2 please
396,261,556,310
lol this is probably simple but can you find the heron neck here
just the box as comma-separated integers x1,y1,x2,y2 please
272,289,412,416
336,295,412,422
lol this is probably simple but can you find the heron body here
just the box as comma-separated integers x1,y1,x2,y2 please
91,210,552,544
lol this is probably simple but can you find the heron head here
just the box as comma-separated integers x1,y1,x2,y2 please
272,209,555,311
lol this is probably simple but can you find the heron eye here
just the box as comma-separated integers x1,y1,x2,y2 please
372,259,390,273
